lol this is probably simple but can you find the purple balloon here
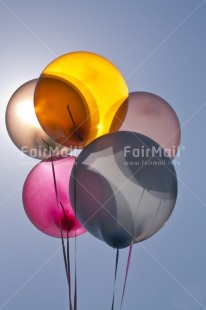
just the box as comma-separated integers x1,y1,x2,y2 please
117,92,181,159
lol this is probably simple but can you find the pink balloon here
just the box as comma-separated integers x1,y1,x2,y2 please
22,156,86,238
118,92,181,159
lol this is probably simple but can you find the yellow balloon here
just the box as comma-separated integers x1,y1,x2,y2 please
34,51,128,148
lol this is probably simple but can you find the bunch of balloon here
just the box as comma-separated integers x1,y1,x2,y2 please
5,51,131,309
6,50,181,310
67,85,181,306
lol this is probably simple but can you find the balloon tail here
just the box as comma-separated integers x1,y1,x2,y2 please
111,248,119,310
120,243,133,310
67,104,83,142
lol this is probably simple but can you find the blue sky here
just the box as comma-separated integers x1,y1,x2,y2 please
0,0,206,309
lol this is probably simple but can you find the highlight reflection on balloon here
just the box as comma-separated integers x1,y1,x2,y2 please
70,131,178,249
116,92,181,159
23,156,86,238
5,79,70,159
34,51,128,148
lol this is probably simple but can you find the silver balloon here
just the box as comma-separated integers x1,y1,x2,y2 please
70,131,178,249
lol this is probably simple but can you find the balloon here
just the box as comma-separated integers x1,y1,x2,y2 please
34,51,128,148
69,131,177,249
22,156,86,238
114,92,181,159
5,79,70,159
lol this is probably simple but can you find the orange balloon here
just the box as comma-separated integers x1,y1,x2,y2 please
34,51,128,148
34,76,97,148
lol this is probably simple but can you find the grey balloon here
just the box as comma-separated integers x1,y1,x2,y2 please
70,131,178,249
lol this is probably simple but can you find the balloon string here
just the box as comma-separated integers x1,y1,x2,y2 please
111,248,119,310
143,199,162,241
59,217,69,282
67,104,83,142
134,188,145,225
67,232,73,310
51,157,59,204
60,202,73,310
73,162,77,310
74,243,77,310
51,158,73,310
41,137,55,157
120,243,133,310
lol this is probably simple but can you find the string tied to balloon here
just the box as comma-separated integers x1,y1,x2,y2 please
50,155,74,310
67,104,83,142
111,248,119,310
111,244,133,310
120,243,133,310
72,161,78,310
41,137,56,158
47,138,79,310
60,201,73,310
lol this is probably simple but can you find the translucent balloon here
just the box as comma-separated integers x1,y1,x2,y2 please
23,156,86,238
115,92,181,159
6,79,70,159
70,131,177,249
34,51,128,148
